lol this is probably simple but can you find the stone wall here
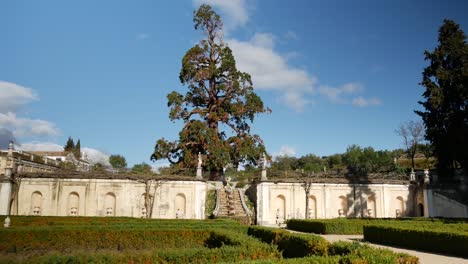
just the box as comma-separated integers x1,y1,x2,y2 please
256,182,413,226
4,177,206,219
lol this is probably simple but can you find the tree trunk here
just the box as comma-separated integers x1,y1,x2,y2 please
305,191,310,219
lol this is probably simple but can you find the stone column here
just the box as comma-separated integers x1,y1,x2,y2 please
422,169,432,217
3,141,15,227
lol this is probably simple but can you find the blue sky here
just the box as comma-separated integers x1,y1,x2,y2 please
1,0,467,168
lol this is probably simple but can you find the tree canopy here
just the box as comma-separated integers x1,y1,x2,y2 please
132,162,153,175
64,136,81,159
416,19,468,175
151,4,270,177
109,154,127,169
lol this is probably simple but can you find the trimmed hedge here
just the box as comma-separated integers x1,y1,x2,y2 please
0,229,281,263
0,245,281,264
248,226,329,257
248,227,418,263
364,225,468,258
287,218,468,235
287,219,367,234
0,228,211,254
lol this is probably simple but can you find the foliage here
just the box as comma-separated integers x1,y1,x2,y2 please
247,226,417,263
205,189,216,218
131,162,153,174
342,145,397,174
63,136,82,159
109,154,127,169
247,226,328,258
416,19,468,175
287,217,468,235
0,217,280,263
270,146,402,178
287,219,371,235
364,224,468,258
151,4,270,177
91,162,105,172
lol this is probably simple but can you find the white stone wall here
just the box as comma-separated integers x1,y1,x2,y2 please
431,191,468,217
7,177,207,219
256,182,413,226
0,180,12,215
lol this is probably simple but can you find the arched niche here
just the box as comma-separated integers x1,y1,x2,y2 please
175,193,186,218
68,192,80,216
396,196,405,217
30,191,42,216
367,195,377,218
418,203,424,217
338,195,348,217
308,195,317,219
274,195,286,220
104,192,116,216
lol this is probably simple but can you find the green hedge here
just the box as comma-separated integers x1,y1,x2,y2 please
247,227,418,263
364,225,468,258
0,228,211,254
286,219,371,234
0,229,281,263
248,226,329,257
0,245,280,264
286,218,468,235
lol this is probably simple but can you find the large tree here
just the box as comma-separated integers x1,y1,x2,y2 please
151,5,270,178
416,19,468,175
109,154,127,169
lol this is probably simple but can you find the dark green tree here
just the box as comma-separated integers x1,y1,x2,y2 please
132,163,153,175
109,154,127,169
416,19,468,175
151,5,270,179
64,137,75,152
73,139,81,159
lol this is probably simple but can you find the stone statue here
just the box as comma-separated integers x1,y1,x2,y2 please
198,152,202,168
262,153,267,169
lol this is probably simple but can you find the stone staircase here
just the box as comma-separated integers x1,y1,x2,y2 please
213,186,252,224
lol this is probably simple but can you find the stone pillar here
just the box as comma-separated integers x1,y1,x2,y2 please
410,168,415,181
422,169,432,217
3,141,15,227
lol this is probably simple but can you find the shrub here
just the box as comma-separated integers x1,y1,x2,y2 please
277,233,329,258
364,224,468,258
287,219,369,234
248,226,328,258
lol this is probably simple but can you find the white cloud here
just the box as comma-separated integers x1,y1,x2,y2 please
0,112,60,137
18,141,63,151
352,96,382,107
0,81,37,113
228,33,316,111
272,145,297,159
82,147,111,166
318,83,363,104
136,33,150,40
193,0,249,31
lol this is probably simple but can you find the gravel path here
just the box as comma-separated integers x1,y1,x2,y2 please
320,234,468,264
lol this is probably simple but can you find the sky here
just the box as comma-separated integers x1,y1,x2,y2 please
1,0,467,169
